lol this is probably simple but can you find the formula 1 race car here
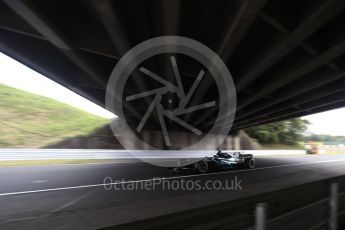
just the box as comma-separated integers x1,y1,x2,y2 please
170,151,256,173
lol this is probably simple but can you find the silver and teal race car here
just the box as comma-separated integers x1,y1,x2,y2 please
170,151,256,173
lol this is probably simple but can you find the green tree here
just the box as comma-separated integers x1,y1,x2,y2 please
245,118,309,145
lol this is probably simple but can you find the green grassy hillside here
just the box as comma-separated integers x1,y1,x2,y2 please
0,83,109,148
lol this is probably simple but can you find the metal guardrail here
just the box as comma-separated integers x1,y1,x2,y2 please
101,175,345,230
254,183,341,230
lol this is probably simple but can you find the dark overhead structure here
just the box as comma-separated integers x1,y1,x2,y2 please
1,0,345,132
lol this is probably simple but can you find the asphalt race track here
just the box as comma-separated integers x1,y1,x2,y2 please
1,154,345,229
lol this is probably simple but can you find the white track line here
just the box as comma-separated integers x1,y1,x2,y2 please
32,180,48,183
0,159,344,197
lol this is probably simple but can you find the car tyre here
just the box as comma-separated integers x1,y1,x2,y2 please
195,161,209,173
245,158,255,169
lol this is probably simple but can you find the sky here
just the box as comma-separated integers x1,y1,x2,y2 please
0,52,344,135
0,52,115,119
303,109,345,136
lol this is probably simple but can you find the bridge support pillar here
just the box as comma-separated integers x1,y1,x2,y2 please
232,136,240,150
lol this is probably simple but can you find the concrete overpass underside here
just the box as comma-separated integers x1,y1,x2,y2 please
1,0,345,136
